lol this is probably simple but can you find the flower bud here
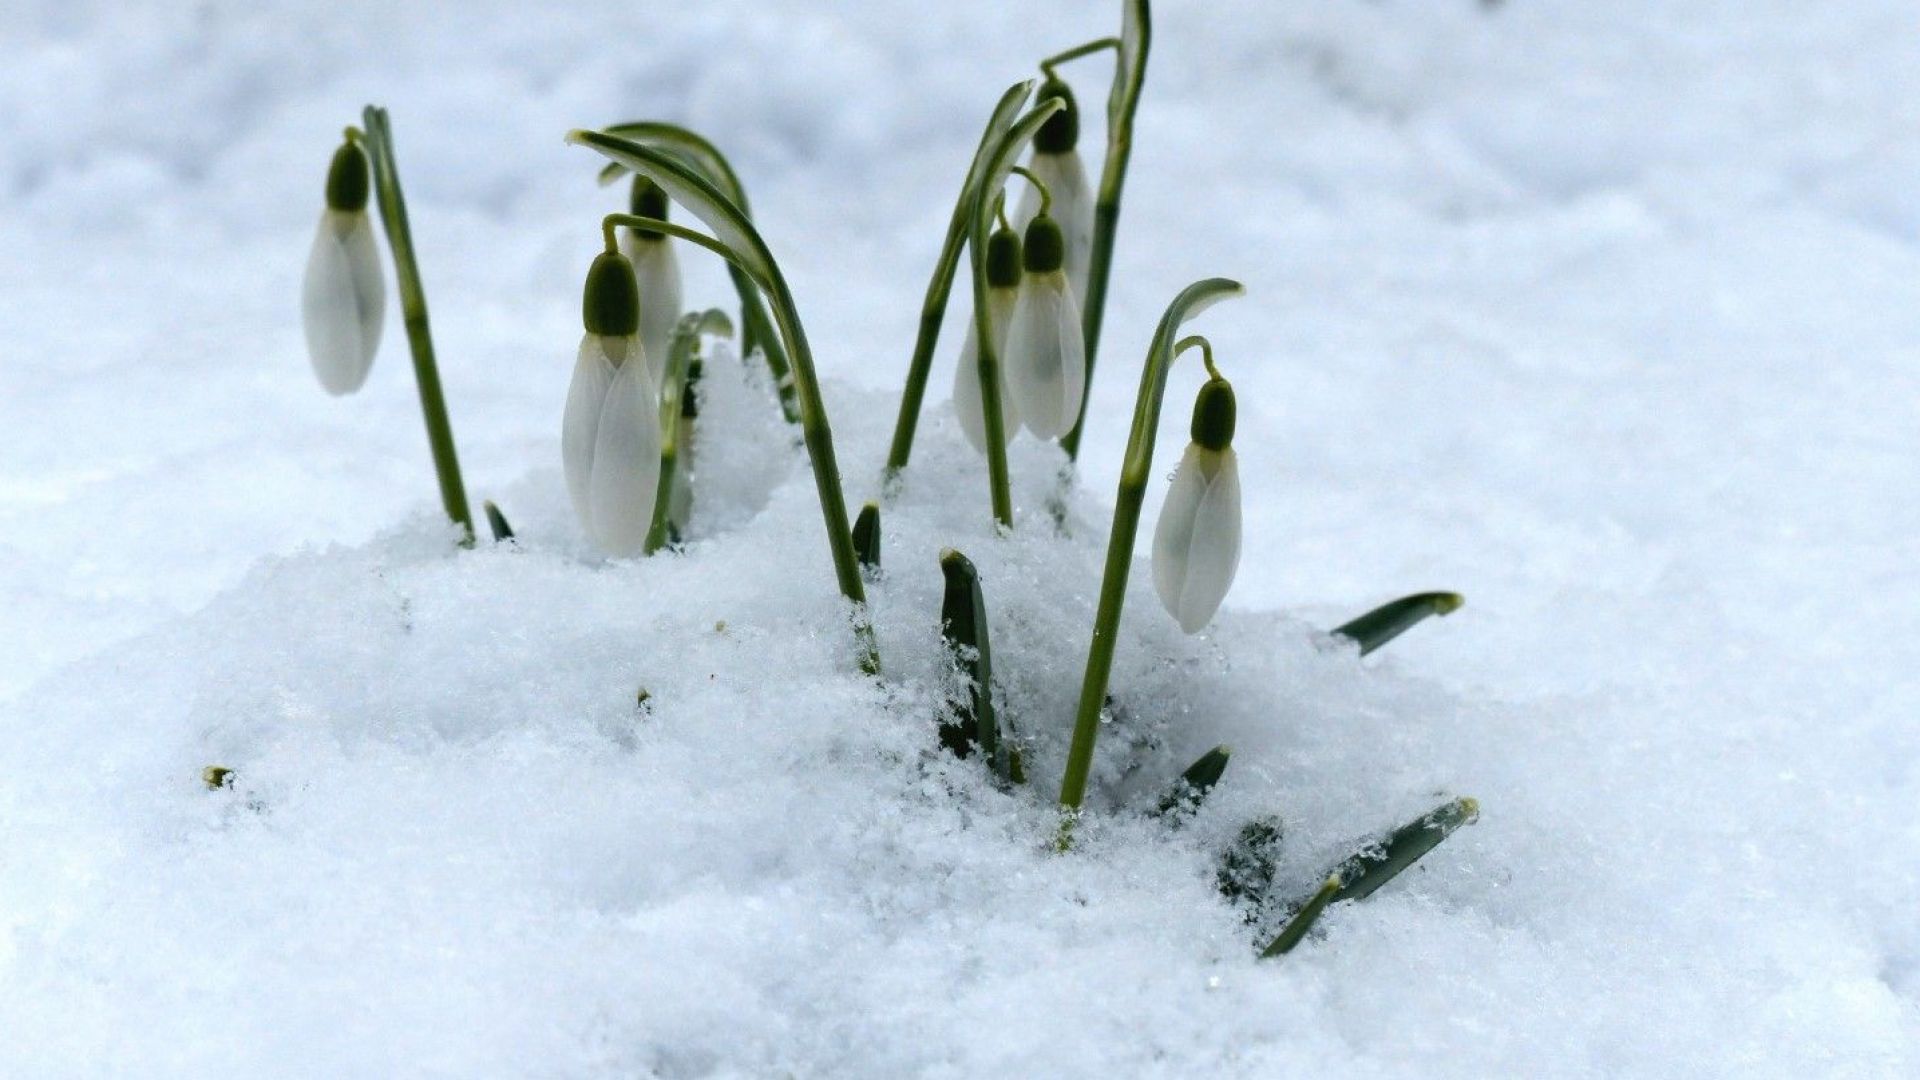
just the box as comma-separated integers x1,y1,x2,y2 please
301,138,385,396
1151,381,1244,633
581,251,640,337
1032,77,1080,155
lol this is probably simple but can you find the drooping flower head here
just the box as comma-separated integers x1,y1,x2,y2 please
1152,376,1242,633
562,251,661,556
1004,211,1086,440
301,138,386,396
952,224,1023,452
619,176,684,385
1013,78,1094,310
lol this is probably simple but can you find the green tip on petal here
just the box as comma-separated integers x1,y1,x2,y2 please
1022,214,1065,274
324,139,370,212
1191,378,1236,451
985,227,1022,289
582,251,641,336
629,176,669,238
1033,77,1080,154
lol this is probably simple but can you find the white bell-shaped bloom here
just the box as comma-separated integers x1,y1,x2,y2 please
1004,268,1086,440
562,333,662,556
1012,150,1094,309
1152,442,1242,633
621,233,683,384
301,208,386,396
952,285,1020,452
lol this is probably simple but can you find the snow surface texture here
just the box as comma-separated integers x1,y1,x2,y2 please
4,1,1919,1075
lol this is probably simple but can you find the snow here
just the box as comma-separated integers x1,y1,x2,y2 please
3,0,1919,1075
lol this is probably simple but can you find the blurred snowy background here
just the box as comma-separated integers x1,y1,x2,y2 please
2,1,1918,1075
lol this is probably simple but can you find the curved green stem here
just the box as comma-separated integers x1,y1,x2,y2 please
574,132,876,671
646,308,733,554
1057,277,1242,823
1009,164,1052,217
968,97,1067,528
360,105,474,544
1174,335,1220,381
883,80,1035,478
596,122,796,422
1061,0,1152,461
1039,37,1121,80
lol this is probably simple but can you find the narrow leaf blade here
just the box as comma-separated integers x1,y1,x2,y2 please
1333,592,1464,656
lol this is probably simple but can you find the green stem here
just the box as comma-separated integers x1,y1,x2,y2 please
968,97,1069,529
884,80,1036,477
1175,334,1220,380
1061,0,1151,461
1057,277,1242,820
646,309,733,554
1039,37,1122,80
574,136,876,672
1009,164,1052,217
359,106,474,543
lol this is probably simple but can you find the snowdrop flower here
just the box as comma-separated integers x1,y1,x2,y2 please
619,176,683,384
301,139,385,396
1012,79,1094,310
563,251,662,556
1152,377,1241,633
952,225,1023,451
1004,212,1086,439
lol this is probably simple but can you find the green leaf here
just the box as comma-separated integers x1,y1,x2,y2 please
1154,744,1231,816
1326,796,1479,905
851,502,881,572
1258,875,1339,958
1333,592,1464,656
483,500,515,542
938,548,999,770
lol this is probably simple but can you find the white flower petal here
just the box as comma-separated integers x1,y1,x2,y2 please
951,286,1020,452
1013,149,1095,310
301,209,385,396
1152,444,1242,633
586,351,663,555
562,334,619,531
622,234,683,385
1005,272,1085,439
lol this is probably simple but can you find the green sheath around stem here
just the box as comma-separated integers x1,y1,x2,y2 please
1056,278,1242,821
359,106,474,543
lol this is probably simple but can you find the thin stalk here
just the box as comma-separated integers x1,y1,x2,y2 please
576,138,876,672
1057,277,1242,824
1061,0,1152,461
884,81,1035,477
967,97,1067,528
1039,37,1121,80
597,123,796,419
358,106,474,542
646,308,733,554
